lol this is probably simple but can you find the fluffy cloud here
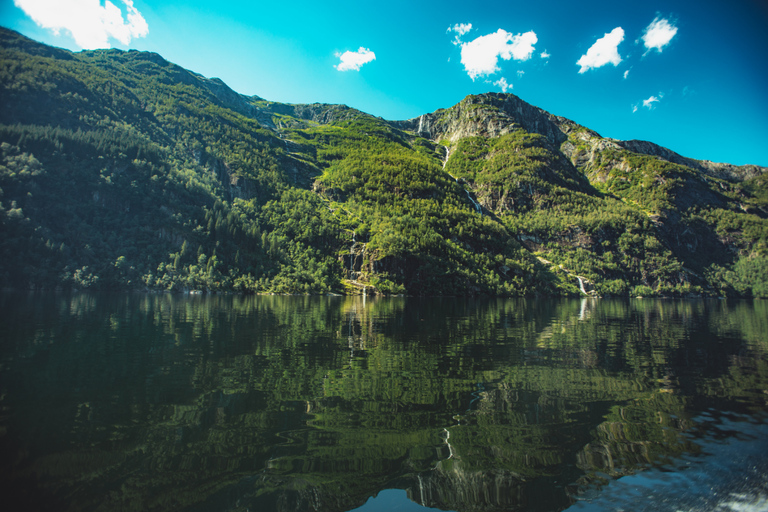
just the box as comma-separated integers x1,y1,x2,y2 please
13,0,148,49
576,27,624,73
493,77,510,92
448,22,472,45
334,47,376,71
448,23,472,36
460,29,537,80
624,69,630,79
642,17,678,53
540,50,550,59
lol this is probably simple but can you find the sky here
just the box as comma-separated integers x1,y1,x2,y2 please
1,0,767,166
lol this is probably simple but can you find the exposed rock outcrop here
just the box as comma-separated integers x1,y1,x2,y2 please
616,139,767,182
393,93,580,146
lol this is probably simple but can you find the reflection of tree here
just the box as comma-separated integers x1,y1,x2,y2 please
0,292,766,511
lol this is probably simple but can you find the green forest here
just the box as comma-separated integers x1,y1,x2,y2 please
1,27,766,297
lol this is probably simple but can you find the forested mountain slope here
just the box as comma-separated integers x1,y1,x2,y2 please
1,28,766,296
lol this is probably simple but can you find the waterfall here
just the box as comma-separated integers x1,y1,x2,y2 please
348,306,356,358
577,276,587,295
443,428,454,459
417,114,424,134
465,190,482,214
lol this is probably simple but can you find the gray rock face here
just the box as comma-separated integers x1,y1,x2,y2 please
392,93,578,146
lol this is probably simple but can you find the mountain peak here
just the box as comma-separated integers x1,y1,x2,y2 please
393,92,589,149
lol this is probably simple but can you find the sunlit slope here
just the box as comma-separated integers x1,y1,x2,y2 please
1,28,766,296
397,93,768,297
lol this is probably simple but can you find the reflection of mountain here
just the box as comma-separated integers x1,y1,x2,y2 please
0,293,766,511
407,467,528,512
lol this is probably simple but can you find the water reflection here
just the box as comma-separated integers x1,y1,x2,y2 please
0,292,766,511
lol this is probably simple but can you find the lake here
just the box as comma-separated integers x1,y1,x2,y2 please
1,292,767,512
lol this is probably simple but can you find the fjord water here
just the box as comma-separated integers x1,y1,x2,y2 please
1,293,767,512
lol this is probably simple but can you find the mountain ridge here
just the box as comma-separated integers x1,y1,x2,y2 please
1,27,766,297
393,92,766,180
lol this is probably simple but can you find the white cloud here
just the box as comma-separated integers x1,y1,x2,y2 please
540,50,550,59
623,69,630,79
448,22,472,45
517,70,525,77
460,29,537,80
643,95,660,109
448,23,472,36
642,17,678,53
13,0,148,50
494,77,511,92
334,47,376,71
632,105,639,113
576,27,624,73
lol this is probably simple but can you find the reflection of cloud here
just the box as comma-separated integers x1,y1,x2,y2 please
642,17,678,53
13,0,148,49
334,47,376,71
577,27,624,73
460,29,537,79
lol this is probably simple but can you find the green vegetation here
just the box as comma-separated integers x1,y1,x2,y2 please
443,132,697,296
0,28,766,296
0,30,333,294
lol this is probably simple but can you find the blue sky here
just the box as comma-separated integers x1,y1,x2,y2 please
2,0,767,166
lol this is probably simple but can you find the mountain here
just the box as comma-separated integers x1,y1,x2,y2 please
1,27,766,297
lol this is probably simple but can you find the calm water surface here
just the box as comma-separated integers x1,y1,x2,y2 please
1,292,767,512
